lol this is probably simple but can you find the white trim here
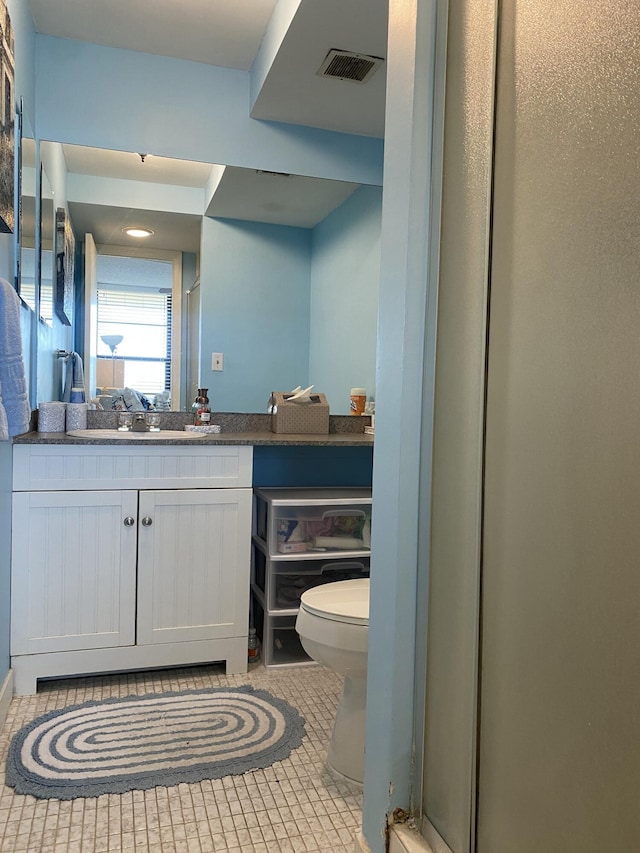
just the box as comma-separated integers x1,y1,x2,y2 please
420,817,454,853
354,829,374,853
11,637,248,696
0,669,14,728
389,823,442,853
411,0,450,811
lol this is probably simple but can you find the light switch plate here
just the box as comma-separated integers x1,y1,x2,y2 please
212,352,224,371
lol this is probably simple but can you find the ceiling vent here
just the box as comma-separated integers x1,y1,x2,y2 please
317,49,384,84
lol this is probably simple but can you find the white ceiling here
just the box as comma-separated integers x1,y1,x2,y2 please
67,202,203,254
62,146,214,187
27,0,280,70
205,168,360,229
251,0,388,138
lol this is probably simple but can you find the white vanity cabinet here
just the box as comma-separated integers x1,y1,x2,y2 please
135,488,251,646
12,488,139,655
11,443,253,694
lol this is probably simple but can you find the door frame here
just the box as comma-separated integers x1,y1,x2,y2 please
85,242,182,407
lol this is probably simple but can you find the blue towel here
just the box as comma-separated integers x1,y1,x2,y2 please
61,351,85,402
0,278,31,439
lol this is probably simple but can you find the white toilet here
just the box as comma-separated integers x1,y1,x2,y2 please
295,577,369,784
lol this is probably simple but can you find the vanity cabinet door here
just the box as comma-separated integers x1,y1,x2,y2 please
11,490,138,655
136,488,252,645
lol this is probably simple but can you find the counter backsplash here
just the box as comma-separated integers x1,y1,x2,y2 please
30,409,371,435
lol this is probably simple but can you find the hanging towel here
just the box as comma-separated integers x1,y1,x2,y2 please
61,351,85,402
0,278,31,439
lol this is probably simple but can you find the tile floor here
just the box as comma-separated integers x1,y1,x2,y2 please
0,662,362,852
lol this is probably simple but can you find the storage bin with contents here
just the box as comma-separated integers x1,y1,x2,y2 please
275,508,371,554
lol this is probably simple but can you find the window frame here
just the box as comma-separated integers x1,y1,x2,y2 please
95,244,182,409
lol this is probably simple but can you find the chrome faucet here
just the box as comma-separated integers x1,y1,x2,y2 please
131,412,148,432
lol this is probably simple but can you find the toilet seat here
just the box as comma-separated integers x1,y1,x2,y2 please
299,578,369,625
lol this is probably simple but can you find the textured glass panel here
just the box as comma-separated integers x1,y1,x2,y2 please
479,2,640,852
421,0,497,849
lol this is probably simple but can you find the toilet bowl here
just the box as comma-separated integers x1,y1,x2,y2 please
295,578,369,784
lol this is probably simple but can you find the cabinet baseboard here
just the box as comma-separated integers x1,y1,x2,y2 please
11,638,248,696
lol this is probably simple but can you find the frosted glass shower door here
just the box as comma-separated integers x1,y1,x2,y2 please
478,1,640,852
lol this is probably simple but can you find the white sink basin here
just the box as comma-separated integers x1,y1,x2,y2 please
66,429,207,440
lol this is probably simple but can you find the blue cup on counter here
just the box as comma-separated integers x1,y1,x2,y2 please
69,387,86,403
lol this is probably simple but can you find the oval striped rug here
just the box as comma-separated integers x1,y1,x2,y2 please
6,685,306,799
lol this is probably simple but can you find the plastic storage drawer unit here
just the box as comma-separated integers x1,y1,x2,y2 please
251,487,372,668
257,555,370,611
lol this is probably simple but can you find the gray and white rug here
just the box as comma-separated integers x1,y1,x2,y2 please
5,685,306,799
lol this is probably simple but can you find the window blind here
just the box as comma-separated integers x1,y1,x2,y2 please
97,288,172,395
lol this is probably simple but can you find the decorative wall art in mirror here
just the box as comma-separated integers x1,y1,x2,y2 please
55,208,74,325
0,0,15,234
13,102,20,290
38,164,55,325
39,140,382,414
18,135,36,312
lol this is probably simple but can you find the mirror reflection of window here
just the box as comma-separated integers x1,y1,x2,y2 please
95,255,173,399
39,165,54,325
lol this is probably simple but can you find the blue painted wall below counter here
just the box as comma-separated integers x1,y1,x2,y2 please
252,445,373,489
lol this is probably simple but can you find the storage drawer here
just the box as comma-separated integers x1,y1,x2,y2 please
253,551,370,610
252,594,312,668
270,503,371,556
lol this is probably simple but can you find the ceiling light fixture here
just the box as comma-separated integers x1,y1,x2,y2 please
122,226,154,238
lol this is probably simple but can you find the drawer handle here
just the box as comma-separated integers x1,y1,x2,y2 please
321,509,366,519
321,561,366,573
123,516,135,527
141,516,153,527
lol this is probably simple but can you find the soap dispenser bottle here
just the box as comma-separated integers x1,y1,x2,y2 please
193,389,211,425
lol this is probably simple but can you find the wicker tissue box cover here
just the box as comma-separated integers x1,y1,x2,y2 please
271,392,330,434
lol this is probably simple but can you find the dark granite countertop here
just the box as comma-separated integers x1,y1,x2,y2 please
13,411,374,447
14,430,374,447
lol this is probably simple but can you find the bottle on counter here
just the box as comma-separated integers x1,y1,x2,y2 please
248,628,260,663
193,388,211,425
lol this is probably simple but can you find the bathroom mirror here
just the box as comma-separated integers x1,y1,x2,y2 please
38,163,55,326
39,141,382,414
18,132,36,312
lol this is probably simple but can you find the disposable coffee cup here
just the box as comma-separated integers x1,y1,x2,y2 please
350,388,366,416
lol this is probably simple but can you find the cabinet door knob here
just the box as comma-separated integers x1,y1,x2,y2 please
141,516,153,527
123,516,135,527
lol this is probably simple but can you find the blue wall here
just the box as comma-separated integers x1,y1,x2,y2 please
253,445,373,488
309,185,382,413
199,187,382,414
31,32,384,418
200,218,311,412
35,36,384,188
1,0,37,690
